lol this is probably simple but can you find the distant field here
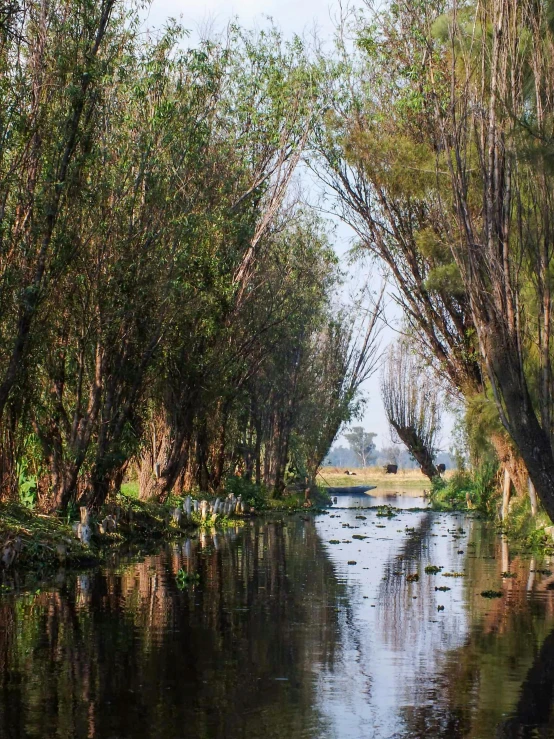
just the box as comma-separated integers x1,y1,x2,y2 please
317,466,449,490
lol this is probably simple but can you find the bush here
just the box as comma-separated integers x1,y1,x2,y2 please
430,463,498,513
224,476,268,509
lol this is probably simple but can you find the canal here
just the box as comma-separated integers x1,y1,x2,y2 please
1,492,553,738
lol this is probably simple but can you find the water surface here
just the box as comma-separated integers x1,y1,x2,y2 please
1,494,554,738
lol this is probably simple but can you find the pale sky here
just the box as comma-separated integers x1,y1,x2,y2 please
143,0,454,453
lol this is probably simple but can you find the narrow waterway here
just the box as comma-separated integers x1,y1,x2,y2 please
1,492,554,738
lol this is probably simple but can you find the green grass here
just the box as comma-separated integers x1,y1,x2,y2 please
121,481,139,499
0,502,98,574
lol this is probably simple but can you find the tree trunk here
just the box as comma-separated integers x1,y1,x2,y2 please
501,467,511,520
485,331,554,521
392,424,438,480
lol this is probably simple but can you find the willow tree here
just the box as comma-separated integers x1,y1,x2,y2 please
0,0,119,497
428,0,554,518
312,0,534,498
381,342,441,480
351,0,554,518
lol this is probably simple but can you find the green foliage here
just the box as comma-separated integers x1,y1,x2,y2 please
16,460,37,510
176,569,200,589
431,462,499,513
224,476,267,510
502,494,552,551
0,1,370,515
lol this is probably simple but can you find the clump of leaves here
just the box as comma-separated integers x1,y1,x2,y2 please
329,539,340,544
442,571,465,577
352,534,367,540
406,573,419,582
348,560,357,565
501,571,516,578
176,569,200,589
435,586,451,591
481,590,503,598
424,565,441,574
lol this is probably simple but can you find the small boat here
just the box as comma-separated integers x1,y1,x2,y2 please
326,485,376,495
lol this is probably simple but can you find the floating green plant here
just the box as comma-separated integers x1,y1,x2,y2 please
481,590,503,598
424,565,441,574
176,569,200,589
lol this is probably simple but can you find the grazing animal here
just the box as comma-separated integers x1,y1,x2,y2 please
384,464,398,474
437,463,446,474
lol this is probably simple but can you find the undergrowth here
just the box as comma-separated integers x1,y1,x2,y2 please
430,463,498,514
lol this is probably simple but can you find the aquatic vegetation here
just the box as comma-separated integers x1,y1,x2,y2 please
176,570,200,589
376,506,398,518
352,534,367,540
442,571,465,577
424,565,441,574
329,540,340,544
501,571,516,578
435,586,451,592
480,590,503,598
347,561,357,565
406,573,419,582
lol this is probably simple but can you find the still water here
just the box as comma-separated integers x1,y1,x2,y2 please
1,491,554,738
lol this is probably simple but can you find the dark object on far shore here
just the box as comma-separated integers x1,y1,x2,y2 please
344,470,357,475
384,464,398,474
437,463,446,474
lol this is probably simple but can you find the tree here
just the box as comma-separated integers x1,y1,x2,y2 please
312,0,533,499
381,342,441,480
344,427,377,468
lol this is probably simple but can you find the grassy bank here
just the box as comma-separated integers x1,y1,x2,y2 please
0,481,331,584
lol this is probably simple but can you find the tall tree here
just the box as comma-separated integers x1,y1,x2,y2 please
344,427,377,468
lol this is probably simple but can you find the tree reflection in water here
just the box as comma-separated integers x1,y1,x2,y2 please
4,512,554,738
0,518,344,739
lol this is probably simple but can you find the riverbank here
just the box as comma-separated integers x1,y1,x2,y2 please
0,486,332,585
318,466,438,491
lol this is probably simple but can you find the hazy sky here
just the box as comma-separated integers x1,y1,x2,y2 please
142,0,454,454
146,0,339,39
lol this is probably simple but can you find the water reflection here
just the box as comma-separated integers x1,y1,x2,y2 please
0,520,343,739
2,506,554,738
